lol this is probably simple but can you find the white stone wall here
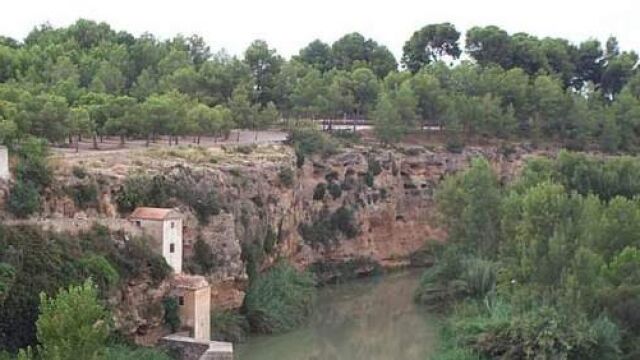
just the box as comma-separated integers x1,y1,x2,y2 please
0,146,9,180
193,286,211,341
162,218,183,273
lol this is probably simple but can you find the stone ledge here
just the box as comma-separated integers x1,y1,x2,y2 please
159,334,233,360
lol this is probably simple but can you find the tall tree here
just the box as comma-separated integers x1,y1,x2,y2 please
402,23,461,73
297,39,333,73
244,40,283,106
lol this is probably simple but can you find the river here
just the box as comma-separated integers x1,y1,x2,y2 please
236,270,439,360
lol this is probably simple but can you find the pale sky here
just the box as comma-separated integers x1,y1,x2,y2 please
1,0,639,60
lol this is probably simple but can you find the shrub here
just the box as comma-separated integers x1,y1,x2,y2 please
263,227,277,255
211,311,249,343
461,258,496,300
7,180,40,218
243,262,315,334
327,182,342,199
312,183,326,200
288,128,338,158
278,167,295,188
67,182,98,209
191,237,216,274
330,206,359,238
105,345,172,360
77,255,120,292
299,207,360,249
162,297,181,332
367,157,382,177
190,189,220,224
365,172,374,187
35,280,110,360
446,137,464,153
234,144,256,154
72,165,88,179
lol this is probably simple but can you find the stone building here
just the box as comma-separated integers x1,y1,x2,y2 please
0,146,9,181
172,274,211,341
129,207,183,273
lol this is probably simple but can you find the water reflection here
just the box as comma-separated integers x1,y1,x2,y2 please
236,270,439,360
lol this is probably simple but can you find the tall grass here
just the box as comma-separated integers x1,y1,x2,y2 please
243,262,315,334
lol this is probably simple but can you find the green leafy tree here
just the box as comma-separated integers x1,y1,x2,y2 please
402,23,461,73
35,280,110,360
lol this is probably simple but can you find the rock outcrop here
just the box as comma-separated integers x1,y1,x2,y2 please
14,142,542,344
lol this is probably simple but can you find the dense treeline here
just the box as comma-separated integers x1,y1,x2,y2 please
419,152,640,359
0,20,638,151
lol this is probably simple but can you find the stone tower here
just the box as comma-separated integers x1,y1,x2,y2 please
172,274,211,341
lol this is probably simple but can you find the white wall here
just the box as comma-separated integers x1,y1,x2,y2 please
0,146,9,181
162,218,183,273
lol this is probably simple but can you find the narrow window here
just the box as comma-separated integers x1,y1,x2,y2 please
170,243,175,253
171,221,175,229
135,220,141,227
178,296,184,306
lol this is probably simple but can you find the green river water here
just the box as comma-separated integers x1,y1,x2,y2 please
236,270,439,360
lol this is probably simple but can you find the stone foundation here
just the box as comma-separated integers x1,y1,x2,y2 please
159,334,233,360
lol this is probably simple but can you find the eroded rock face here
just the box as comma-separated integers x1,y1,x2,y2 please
32,143,540,344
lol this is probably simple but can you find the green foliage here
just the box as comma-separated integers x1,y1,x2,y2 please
7,181,40,218
71,165,88,179
7,139,52,218
36,280,110,360
190,237,216,274
0,20,636,151
327,181,342,199
278,167,295,188
243,262,315,334
0,224,171,352
104,345,172,360
299,206,360,249
66,182,98,209
437,157,502,258
115,172,220,224
77,255,120,292
423,150,640,358
263,227,277,255
162,297,180,332
312,182,326,200
288,127,339,158
210,310,249,343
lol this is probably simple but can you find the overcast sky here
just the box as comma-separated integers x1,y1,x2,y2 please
1,0,638,59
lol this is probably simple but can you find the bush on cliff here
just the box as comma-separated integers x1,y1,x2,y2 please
0,225,171,352
243,262,315,334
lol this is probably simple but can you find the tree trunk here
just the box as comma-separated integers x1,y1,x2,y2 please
120,134,125,147
254,131,258,142
146,134,150,147
69,134,73,144
92,134,99,150
174,136,179,145
75,135,79,153
237,130,240,142
197,136,201,145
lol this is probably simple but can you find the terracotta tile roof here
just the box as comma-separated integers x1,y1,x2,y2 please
129,207,181,221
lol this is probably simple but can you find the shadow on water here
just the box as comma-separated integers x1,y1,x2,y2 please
236,270,439,360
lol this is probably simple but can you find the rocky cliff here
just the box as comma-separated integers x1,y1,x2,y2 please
13,142,540,343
